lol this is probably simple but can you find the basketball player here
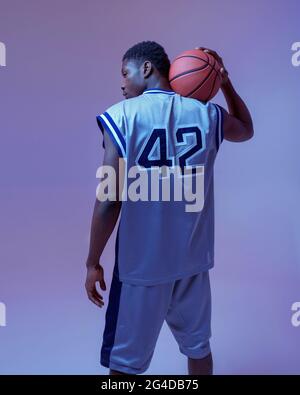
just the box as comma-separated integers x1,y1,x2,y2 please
85,41,254,375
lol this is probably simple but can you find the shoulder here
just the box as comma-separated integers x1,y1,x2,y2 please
121,95,147,114
179,94,211,110
105,99,126,115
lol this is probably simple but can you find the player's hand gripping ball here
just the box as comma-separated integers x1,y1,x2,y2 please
169,47,228,102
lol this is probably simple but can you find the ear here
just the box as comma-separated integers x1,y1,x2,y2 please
143,60,153,78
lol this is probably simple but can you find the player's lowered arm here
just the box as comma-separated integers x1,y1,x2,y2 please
86,198,121,268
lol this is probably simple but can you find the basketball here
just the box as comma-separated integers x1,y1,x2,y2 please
169,48,222,102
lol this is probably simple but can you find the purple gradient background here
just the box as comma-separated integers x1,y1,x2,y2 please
0,0,299,374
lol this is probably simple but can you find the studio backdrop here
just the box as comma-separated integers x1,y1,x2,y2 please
0,0,299,374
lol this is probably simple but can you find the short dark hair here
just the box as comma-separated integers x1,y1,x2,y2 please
122,41,170,79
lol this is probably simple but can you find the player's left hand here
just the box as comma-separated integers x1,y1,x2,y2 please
195,46,229,86
85,264,106,308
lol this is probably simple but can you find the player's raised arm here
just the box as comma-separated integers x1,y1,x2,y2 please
220,78,254,142
196,47,254,142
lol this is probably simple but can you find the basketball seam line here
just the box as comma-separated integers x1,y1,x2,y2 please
173,53,209,63
169,65,210,82
204,68,219,102
170,56,220,83
186,57,217,98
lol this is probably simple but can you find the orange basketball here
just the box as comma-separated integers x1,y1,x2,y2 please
169,49,222,102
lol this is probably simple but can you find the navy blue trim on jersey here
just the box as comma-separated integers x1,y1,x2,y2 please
143,88,176,95
100,226,122,369
96,113,126,157
215,105,219,152
216,104,224,143
214,104,224,152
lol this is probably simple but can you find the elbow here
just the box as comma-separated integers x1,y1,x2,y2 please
100,198,122,209
245,126,254,141
95,195,122,210
240,129,254,142
245,119,254,139
239,122,254,142
224,127,254,142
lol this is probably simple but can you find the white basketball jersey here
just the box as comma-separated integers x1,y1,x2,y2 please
96,88,223,285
